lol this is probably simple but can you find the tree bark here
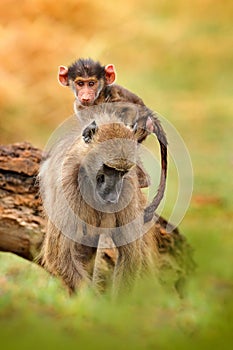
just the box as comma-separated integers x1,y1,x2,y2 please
0,142,44,261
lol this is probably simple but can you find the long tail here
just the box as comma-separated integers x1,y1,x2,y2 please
144,140,167,223
142,112,168,223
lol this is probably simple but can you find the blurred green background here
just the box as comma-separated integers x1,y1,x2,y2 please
0,1,232,349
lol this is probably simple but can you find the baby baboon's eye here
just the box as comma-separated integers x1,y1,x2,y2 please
76,81,84,87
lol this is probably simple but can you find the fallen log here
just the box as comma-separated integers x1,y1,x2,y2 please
0,142,44,260
0,142,195,292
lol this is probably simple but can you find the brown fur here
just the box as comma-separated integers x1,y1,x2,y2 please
80,83,144,107
59,58,168,213
39,113,160,294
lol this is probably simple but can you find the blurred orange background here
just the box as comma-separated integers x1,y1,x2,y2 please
0,0,231,148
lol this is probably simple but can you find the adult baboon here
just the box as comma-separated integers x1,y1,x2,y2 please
39,104,194,295
39,105,160,294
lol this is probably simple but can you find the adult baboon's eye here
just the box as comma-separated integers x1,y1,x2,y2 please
97,174,105,185
120,170,128,177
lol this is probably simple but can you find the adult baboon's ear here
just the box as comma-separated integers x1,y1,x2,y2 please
82,121,98,143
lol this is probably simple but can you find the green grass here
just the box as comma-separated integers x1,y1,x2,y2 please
1,0,233,349
0,246,233,350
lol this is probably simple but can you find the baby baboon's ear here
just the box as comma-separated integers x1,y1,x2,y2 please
82,121,98,143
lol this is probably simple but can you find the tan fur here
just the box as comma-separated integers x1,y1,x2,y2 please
40,113,160,295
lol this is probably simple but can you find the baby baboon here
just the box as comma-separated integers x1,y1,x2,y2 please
58,58,144,111
58,58,168,217
39,106,160,294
